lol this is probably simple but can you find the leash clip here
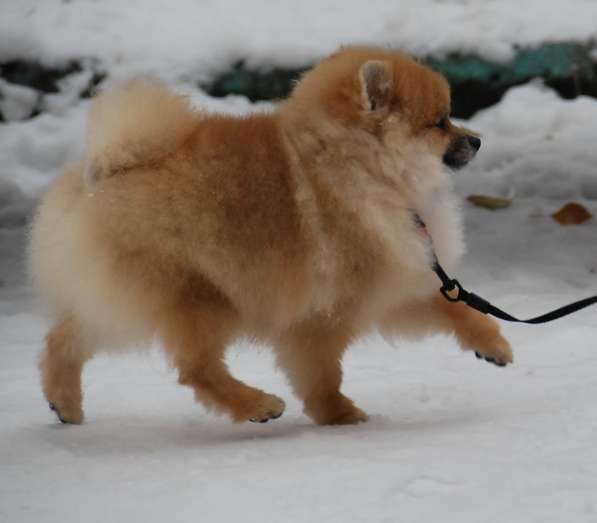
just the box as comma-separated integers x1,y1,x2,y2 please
440,280,493,315
440,279,463,302
418,211,597,323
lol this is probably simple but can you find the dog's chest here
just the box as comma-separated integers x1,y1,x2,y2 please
301,162,465,315
347,178,464,298
412,188,464,273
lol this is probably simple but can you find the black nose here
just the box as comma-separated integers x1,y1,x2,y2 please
467,136,481,151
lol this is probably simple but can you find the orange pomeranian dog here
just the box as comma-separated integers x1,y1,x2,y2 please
29,47,512,426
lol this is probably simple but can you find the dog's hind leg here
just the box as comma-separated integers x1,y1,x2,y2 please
40,313,94,424
274,318,368,425
160,304,285,423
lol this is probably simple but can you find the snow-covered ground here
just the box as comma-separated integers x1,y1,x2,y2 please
2,2,597,522
3,0,597,78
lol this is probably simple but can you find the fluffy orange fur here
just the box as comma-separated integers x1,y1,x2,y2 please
29,47,512,426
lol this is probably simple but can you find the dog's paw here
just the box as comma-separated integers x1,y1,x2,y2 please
245,394,286,424
307,393,369,426
326,406,369,425
473,335,513,367
49,402,84,424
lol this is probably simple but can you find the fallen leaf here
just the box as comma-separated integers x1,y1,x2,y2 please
552,202,592,225
467,194,512,210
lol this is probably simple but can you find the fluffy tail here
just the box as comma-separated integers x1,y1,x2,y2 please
84,80,199,184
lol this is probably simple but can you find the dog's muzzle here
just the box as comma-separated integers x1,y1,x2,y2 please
443,135,481,169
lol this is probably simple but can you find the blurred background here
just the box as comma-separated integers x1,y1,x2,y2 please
1,2,596,522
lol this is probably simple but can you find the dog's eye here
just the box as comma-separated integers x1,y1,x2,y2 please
434,116,448,131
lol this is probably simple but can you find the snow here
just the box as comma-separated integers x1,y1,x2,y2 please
0,79,39,122
2,2,597,522
458,83,597,202
2,0,597,83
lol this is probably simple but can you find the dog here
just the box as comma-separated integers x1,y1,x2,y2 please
29,46,513,426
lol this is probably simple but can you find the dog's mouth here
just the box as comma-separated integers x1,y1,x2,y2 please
443,135,481,169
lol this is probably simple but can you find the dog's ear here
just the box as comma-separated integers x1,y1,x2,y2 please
359,60,393,114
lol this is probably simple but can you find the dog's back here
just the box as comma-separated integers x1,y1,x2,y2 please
29,81,314,349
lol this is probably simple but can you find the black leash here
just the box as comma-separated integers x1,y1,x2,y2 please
414,213,597,324
433,259,597,323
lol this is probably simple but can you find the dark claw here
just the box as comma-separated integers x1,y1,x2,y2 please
474,353,507,368
250,410,283,423
49,403,68,423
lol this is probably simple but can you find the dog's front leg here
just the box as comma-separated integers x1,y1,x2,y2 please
381,294,513,366
435,295,513,366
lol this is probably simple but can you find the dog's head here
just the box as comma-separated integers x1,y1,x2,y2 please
290,47,480,170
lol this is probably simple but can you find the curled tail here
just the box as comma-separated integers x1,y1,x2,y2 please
85,80,199,184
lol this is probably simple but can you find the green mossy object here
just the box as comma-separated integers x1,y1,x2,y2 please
208,62,307,102
1,43,596,121
0,60,81,93
205,43,597,118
